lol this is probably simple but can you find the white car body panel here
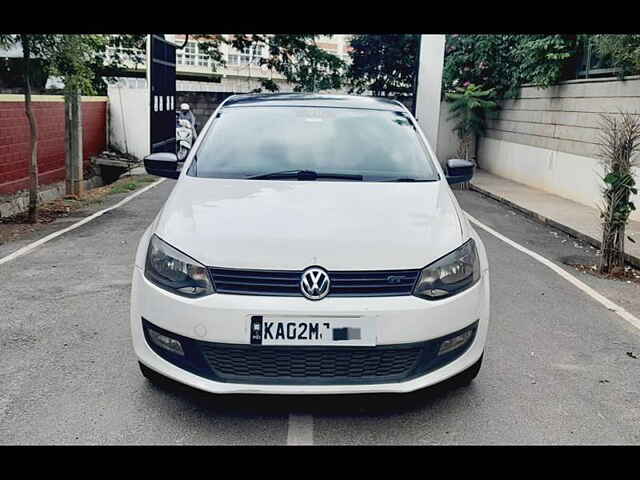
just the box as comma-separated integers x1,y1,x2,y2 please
153,177,462,271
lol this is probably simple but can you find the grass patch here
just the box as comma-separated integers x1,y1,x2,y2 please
0,174,159,246
109,175,157,195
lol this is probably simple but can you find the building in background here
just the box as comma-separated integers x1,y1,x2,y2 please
106,34,354,160
109,34,353,94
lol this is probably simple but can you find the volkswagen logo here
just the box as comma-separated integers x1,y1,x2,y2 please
300,267,330,300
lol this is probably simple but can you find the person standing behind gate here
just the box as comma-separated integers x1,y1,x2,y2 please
177,103,198,138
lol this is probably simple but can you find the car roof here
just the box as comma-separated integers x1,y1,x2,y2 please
222,93,407,112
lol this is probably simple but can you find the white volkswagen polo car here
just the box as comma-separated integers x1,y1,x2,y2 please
131,94,490,395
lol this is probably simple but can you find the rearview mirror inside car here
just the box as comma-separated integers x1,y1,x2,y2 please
446,159,474,185
144,152,180,179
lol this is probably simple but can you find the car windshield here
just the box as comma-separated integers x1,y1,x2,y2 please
188,106,440,182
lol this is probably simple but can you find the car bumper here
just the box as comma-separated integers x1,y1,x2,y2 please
130,266,490,394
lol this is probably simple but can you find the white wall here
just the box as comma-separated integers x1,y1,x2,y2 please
436,100,474,166
479,76,640,221
107,85,150,161
479,137,640,221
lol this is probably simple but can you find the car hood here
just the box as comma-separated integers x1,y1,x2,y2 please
155,176,463,270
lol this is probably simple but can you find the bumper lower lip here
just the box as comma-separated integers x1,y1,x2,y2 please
141,317,479,387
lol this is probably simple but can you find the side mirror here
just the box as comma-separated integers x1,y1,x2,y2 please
144,152,180,179
446,158,474,185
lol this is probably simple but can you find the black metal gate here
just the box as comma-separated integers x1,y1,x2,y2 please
149,34,176,154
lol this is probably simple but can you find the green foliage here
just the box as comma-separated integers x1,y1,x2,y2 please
189,34,227,72
0,34,146,223
593,34,640,78
603,172,637,222
49,35,99,95
0,34,146,95
512,35,577,87
190,34,346,92
254,78,279,93
87,34,146,94
445,84,498,161
0,57,49,91
442,35,579,100
598,112,640,273
446,84,498,136
0,34,12,48
2,33,347,96
346,34,419,97
225,34,346,93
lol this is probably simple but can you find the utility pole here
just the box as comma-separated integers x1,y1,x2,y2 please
65,89,84,198
414,35,445,157
410,35,422,116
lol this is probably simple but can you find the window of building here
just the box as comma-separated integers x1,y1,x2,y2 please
198,48,210,68
177,41,197,66
576,36,617,79
184,42,196,66
227,45,265,66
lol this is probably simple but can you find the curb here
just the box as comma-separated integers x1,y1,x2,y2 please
469,182,640,270
0,176,104,219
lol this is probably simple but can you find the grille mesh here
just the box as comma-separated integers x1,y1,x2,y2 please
209,267,420,297
142,317,479,386
201,344,422,382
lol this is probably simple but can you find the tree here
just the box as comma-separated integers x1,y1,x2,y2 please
511,35,578,90
593,34,640,78
597,112,640,274
222,34,346,92
347,34,419,97
0,56,49,93
442,35,579,100
0,34,144,221
183,34,227,73
172,34,347,93
445,84,498,163
0,34,58,222
1,35,146,95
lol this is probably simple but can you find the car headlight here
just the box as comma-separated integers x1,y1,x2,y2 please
413,239,480,300
144,234,214,297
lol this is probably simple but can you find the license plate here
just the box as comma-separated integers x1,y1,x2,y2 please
249,315,376,346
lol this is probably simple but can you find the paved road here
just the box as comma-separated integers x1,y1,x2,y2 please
1,181,639,445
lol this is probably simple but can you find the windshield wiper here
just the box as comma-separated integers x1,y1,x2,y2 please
246,169,363,181
382,178,436,182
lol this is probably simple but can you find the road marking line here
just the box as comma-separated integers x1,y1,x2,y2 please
287,413,313,445
0,178,166,267
466,212,640,332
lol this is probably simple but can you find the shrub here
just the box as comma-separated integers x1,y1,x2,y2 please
598,112,640,274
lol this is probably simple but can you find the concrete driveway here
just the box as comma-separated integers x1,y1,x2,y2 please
1,180,639,445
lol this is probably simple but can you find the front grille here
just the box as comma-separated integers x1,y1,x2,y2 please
209,267,420,297
330,271,419,296
142,318,479,386
200,344,422,384
209,268,301,296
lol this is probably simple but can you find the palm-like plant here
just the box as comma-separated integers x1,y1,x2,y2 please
446,83,498,164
